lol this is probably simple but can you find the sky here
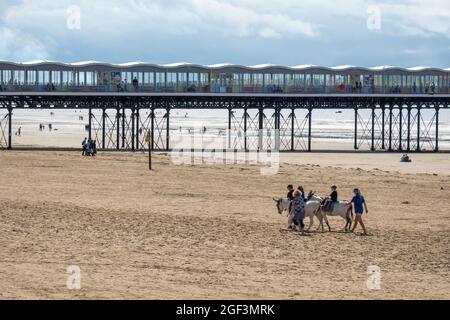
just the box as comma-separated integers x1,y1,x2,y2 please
0,0,449,67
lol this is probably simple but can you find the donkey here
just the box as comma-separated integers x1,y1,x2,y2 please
273,193,321,231
308,193,353,232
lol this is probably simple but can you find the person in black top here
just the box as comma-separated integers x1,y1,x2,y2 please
323,185,338,212
286,184,295,219
330,185,338,203
287,185,294,201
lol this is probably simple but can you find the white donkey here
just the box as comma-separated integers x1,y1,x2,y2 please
308,193,353,232
273,193,321,231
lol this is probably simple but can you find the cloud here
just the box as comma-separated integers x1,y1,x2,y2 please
1,0,318,39
259,28,281,39
0,27,49,60
0,0,448,66
379,0,450,38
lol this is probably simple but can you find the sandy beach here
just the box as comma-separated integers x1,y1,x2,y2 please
0,150,449,299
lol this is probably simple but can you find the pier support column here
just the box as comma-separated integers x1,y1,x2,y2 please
274,109,280,151
388,107,393,151
116,108,120,150
416,106,421,152
228,108,232,149
258,108,264,151
244,108,248,151
102,108,106,149
131,105,135,151
354,108,358,150
371,107,375,151
7,107,12,150
435,107,439,152
166,108,170,151
381,107,386,150
88,108,92,140
122,106,126,149
407,106,411,151
135,105,140,150
399,105,403,151
308,108,312,152
291,108,295,151
150,108,155,151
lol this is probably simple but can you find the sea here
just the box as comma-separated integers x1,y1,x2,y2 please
3,108,450,151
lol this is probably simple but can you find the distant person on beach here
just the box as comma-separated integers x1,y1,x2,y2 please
82,138,88,156
87,138,93,155
90,139,97,156
400,154,411,163
350,188,368,235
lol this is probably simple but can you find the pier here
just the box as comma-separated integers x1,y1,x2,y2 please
0,61,449,152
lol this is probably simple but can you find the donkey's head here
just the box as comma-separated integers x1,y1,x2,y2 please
273,197,284,215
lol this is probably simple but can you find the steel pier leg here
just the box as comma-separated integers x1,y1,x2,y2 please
244,109,248,151
381,107,385,150
354,108,358,150
228,108,232,149
131,107,135,151
399,106,403,151
102,108,106,149
88,108,92,140
291,109,295,151
151,108,155,151
416,107,421,152
258,108,264,151
435,107,439,152
388,107,393,151
407,107,411,151
122,106,125,148
308,108,312,152
371,107,375,151
8,107,12,150
166,108,170,151
116,108,120,150
135,107,140,150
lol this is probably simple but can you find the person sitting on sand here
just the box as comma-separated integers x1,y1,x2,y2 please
350,188,369,235
291,190,307,235
401,154,411,163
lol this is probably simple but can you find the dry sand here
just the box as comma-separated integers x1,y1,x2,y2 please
0,150,449,299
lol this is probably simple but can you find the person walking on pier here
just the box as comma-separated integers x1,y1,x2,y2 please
350,188,369,235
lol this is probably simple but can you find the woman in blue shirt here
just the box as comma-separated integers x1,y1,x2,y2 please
291,190,307,234
350,188,369,235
